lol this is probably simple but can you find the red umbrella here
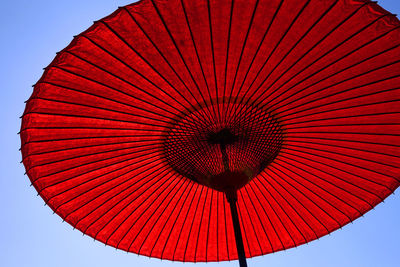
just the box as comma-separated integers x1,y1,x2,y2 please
21,0,400,266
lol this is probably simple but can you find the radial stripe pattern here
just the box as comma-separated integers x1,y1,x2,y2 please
21,0,400,262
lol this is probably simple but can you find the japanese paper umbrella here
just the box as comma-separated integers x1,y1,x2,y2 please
20,0,400,266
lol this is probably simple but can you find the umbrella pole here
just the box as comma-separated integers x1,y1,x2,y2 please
227,191,248,267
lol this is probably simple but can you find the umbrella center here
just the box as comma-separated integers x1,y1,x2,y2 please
207,128,238,147
162,100,284,192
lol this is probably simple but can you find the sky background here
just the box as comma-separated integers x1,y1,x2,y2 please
1,0,399,267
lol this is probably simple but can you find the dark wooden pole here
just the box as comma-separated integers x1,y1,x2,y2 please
215,133,248,266
227,191,248,267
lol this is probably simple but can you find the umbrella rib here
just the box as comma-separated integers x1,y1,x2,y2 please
238,189,267,254
171,183,201,261
77,34,200,121
284,104,400,126
270,163,345,228
243,185,285,251
70,166,171,234
25,111,217,142
32,145,162,185
241,1,379,112
21,125,163,132
226,0,284,120
164,133,218,179
271,160,355,221
281,88,400,123
161,143,207,178
79,33,207,122
134,178,189,255
45,148,165,200
274,156,365,215
24,141,160,174
244,13,392,113
118,7,214,125
277,152,386,203
24,96,173,125
287,135,400,149
246,128,283,171
37,155,164,209
228,0,337,121
285,141,399,169
247,25,399,124
22,139,160,160
51,159,171,217
33,81,178,122
62,50,193,120
269,65,400,120
205,189,214,261
44,65,178,118
21,116,208,133
96,20,211,127
280,90,400,124
232,0,311,119
256,174,312,242
58,165,172,227
233,2,335,121
179,0,218,122
288,130,400,137
97,172,180,244
216,191,219,261
225,0,261,120
206,0,222,123
167,120,227,176
221,0,236,125
267,50,400,122
71,164,172,232
150,0,217,123
166,122,216,142
193,187,209,262
26,143,161,178
149,180,195,258
267,166,332,233
86,171,173,241
159,181,196,259
239,108,283,168
230,104,255,166
90,171,177,242
80,31,208,132
264,34,400,115
286,121,400,129
244,0,340,111
287,138,399,158
166,120,211,135
23,111,167,129
124,177,186,251
227,103,275,166
182,186,205,262
247,180,298,248
22,134,167,146
282,146,399,185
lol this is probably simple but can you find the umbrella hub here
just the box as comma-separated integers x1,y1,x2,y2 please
162,100,284,192
207,128,238,147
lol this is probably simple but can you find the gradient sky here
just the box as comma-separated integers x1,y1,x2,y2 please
1,1,399,267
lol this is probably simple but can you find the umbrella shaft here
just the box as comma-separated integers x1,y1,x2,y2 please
228,193,248,267
220,144,230,172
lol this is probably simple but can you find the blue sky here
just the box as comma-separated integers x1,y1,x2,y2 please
1,1,399,266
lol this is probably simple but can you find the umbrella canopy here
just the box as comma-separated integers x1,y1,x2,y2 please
20,0,400,264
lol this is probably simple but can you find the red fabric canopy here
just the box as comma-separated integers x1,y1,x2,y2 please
21,0,400,262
